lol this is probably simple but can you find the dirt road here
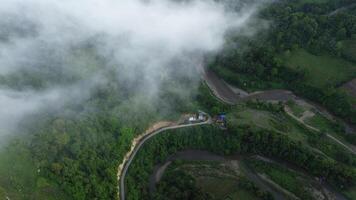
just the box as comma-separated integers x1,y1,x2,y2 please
202,68,295,103
202,68,240,104
204,67,356,153
203,67,355,132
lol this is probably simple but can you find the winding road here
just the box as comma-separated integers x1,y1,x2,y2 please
118,117,212,200
117,66,242,200
202,68,240,104
118,66,355,200
116,3,356,199
202,68,296,104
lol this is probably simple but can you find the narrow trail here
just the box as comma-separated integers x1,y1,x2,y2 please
327,134,356,155
284,106,356,155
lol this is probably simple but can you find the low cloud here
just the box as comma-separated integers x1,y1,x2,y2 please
0,0,265,137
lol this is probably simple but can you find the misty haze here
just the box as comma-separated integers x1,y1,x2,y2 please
1,0,356,200
0,0,257,136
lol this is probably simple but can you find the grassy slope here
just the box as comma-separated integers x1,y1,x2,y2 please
0,141,65,200
214,48,356,93
286,100,306,118
280,49,356,88
228,107,309,142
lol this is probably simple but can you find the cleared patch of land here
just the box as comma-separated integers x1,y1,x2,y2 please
280,49,356,88
228,106,309,142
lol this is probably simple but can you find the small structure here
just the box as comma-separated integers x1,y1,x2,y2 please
189,116,197,122
216,113,227,129
187,111,207,123
198,111,207,121
217,114,226,121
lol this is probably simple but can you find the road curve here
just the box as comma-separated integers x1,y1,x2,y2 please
202,68,240,104
119,117,212,200
118,66,355,200
203,67,356,133
202,68,295,104
118,66,296,200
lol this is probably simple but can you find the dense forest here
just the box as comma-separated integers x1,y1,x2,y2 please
125,123,356,199
153,160,274,200
1,0,356,199
26,74,199,199
210,0,356,124
0,58,200,199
